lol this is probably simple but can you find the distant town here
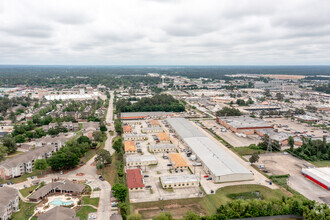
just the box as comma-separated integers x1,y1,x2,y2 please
0,67,329,220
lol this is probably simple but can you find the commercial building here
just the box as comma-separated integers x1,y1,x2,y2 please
167,118,254,183
148,144,176,153
38,206,78,220
160,175,199,188
123,134,147,141
158,132,171,142
217,116,273,135
126,169,145,191
0,187,19,220
302,167,330,190
141,127,164,133
121,112,174,120
149,120,160,127
124,141,137,154
126,155,158,167
255,129,292,147
169,153,188,169
295,115,320,122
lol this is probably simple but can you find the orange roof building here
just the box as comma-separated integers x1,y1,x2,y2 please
169,153,188,169
158,133,170,142
150,120,160,127
123,125,132,133
124,141,137,153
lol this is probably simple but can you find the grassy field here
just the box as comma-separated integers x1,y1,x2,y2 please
12,200,38,220
310,160,330,167
80,139,106,164
99,152,119,185
76,206,97,219
232,147,266,156
131,184,287,218
83,196,100,207
19,185,39,198
0,170,42,184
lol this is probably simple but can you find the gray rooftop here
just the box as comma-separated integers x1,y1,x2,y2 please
161,174,198,185
121,112,174,118
38,206,78,220
126,155,157,163
0,186,18,216
166,118,252,177
149,144,175,150
219,116,272,129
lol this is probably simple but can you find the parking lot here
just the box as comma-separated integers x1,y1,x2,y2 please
255,153,330,205
201,119,260,147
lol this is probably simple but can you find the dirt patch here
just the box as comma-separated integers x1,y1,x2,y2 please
136,203,206,219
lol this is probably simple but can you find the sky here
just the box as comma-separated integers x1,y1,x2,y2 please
0,0,330,65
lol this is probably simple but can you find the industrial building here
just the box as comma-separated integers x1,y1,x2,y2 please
123,134,147,141
217,116,273,135
123,125,132,133
158,132,171,142
121,112,174,120
160,175,199,188
141,127,164,133
126,155,158,167
302,167,330,190
126,169,145,191
148,144,176,153
169,153,188,169
167,118,254,183
124,141,137,154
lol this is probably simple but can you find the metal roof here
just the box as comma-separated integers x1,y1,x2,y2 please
126,155,157,163
166,118,252,177
219,116,272,129
160,174,198,185
149,144,175,150
302,167,330,188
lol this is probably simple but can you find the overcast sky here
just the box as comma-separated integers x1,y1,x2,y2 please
1,0,330,65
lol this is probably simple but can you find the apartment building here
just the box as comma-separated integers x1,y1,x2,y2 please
0,187,19,220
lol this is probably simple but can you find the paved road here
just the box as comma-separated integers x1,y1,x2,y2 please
10,91,116,220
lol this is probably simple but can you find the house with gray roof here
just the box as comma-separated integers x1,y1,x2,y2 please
38,206,79,220
29,180,85,202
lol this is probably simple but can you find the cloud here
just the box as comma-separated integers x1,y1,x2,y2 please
0,0,329,65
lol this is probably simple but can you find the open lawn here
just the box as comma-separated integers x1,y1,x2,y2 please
99,152,119,185
76,206,97,219
80,140,106,164
12,200,38,220
19,185,38,198
83,196,99,207
131,184,287,218
0,170,44,184
310,160,330,167
232,147,266,156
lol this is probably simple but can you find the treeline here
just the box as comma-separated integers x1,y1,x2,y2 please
116,94,185,113
0,96,36,115
216,107,241,116
290,137,330,161
143,196,330,220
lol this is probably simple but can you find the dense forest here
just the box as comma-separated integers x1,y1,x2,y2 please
313,83,330,94
1,65,330,88
115,94,185,112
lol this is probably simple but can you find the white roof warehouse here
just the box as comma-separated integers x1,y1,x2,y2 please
166,118,254,183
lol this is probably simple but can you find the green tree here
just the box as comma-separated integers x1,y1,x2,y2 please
183,211,200,220
276,92,284,101
112,184,128,202
113,138,124,153
14,134,26,143
288,136,294,151
34,159,48,176
93,131,106,142
77,135,91,145
127,214,142,220
2,136,17,153
249,152,260,164
216,107,241,117
0,145,8,161
153,212,173,220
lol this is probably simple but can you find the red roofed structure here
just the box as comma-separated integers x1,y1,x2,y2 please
126,169,145,191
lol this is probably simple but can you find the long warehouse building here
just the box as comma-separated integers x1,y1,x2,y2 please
302,167,330,190
166,118,254,183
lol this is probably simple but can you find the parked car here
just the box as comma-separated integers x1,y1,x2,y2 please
145,185,152,189
180,169,183,172
0,184,3,187
204,175,209,178
111,202,118,207
206,177,212,181
167,164,172,166
99,175,105,181
162,156,168,159
144,175,149,178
